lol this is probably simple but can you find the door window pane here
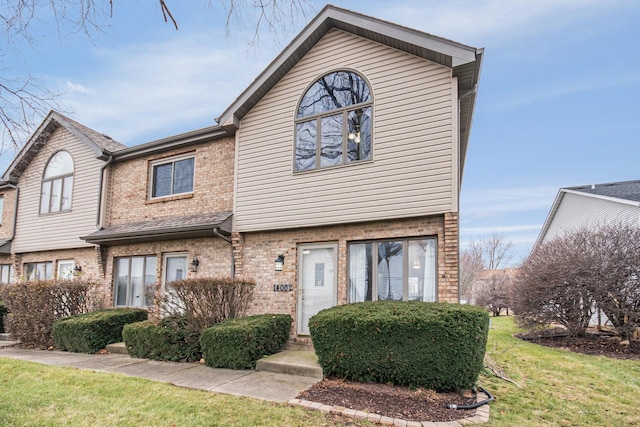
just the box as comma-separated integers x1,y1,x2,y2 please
165,255,187,286
57,260,74,280
145,257,157,306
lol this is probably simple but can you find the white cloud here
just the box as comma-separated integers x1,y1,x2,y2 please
368,0,621,46
461,185,558,217
56,30,277,144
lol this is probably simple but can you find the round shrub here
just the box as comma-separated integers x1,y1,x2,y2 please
309,301,489,392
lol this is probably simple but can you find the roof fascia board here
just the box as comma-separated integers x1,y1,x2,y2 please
216,4,479,127
562,188,640,207
112,126,229,162
533,189,566,249
52,112,105,158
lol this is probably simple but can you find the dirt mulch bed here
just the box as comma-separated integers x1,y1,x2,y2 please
297,378,477,423
516,328,640,360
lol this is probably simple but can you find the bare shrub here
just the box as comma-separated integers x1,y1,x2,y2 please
154,277,255,332
476,270,513,317
515,223,640,339
513,228,596,336
0,280,101,348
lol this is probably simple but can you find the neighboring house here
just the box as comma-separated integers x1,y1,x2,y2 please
536,180,640,246
0,5,483,341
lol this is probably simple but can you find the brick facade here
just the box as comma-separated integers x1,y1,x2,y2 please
233,213,459,339
107,137,235,225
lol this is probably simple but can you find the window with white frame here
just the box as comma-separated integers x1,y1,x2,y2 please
0,195,4,224
0,264,13,284
149,154,195,199
295,70,372,172
25,262,53,281
163,253,187,287
114,256,157,307
40,151,74,214
57,260,75,280
348,238,437,303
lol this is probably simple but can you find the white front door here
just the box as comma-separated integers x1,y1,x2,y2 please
297,243,337,335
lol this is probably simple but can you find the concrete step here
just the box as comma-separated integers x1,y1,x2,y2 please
105,342,128,354
256,350,323,379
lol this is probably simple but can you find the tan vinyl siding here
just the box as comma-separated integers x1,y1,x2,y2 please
13,126,103,252
235,29,456,232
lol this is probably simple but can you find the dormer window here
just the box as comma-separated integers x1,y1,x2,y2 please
295,70,372,172
40,151,74,214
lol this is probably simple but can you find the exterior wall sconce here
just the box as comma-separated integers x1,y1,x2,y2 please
274,255,285,272
190,256,199,272
73,265,82,274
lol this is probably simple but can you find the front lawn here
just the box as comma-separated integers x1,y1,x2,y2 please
1,316,638,426
481,316,640,426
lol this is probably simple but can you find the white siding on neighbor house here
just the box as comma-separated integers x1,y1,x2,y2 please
13,126,104,252
234,29,457,232
542,192,640,244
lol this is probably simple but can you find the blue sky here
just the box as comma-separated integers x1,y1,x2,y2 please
4,0,640,265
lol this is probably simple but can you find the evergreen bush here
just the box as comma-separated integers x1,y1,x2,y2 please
123,316,202,362
200,314,292,369
309,301,489,392
52,308,148,353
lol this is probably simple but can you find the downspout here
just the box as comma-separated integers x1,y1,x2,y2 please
5,182,19,242
213,227,234,278
95,154,113,229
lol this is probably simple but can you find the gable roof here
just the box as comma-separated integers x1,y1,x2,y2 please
535,180,640,248
216,4,483,170
2,110,127,182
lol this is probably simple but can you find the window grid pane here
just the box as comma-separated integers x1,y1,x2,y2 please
173,158,194,194
295,120,317,171
152,163,173,198
320,114,343,168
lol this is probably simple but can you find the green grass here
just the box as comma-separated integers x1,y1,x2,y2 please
481,316,640,426
0,359,360,427
1,316,639,426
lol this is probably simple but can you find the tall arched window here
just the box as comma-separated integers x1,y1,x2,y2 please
40,150,74,214
295,70,372,171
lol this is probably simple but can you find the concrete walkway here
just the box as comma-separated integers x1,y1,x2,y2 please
0,340,320,403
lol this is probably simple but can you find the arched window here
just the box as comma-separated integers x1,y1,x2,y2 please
40,150,74,214
295,70,372,171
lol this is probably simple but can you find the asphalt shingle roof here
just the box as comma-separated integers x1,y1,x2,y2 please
568,180,640,203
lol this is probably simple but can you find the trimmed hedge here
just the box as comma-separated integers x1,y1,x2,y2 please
122,316,201,362
0,301,7,334
200,314,292,369
52,308,148,354
309,301,489,392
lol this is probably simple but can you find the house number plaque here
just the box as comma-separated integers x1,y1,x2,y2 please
273,284,293,292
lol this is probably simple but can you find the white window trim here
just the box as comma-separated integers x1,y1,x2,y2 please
148,153,196,200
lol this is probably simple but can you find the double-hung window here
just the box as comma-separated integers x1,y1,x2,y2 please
114,256,157,307
150,154,195,199
40,151,74,214
348,238,437,303
295,70,372,171
25,262,53,281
